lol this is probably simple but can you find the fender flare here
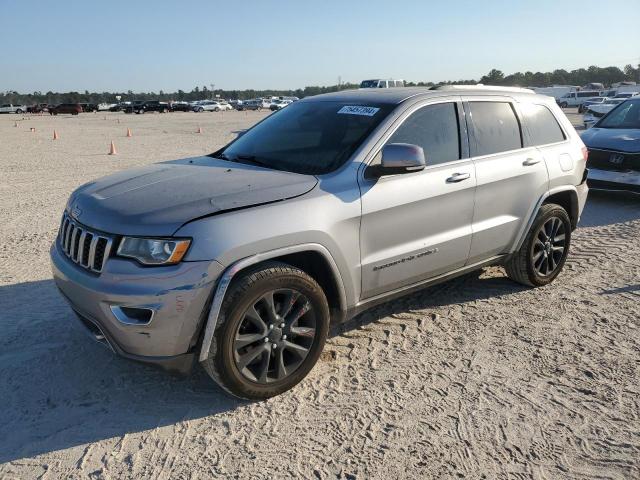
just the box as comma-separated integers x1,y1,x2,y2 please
511,186,579,253
198,243,347,362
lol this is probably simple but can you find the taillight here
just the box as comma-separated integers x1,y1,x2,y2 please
581,146,589,162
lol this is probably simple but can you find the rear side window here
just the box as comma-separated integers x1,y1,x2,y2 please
469,102,522,156
520,103,565,146
386,102,461,166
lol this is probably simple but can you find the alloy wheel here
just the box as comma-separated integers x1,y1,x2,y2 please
233,289,316,384
532,216,566,276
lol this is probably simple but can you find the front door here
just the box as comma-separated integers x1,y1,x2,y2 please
359,100,476,299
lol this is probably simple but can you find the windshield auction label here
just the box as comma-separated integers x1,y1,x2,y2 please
337,106,380,116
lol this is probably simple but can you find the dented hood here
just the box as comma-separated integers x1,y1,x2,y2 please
67,156,317,236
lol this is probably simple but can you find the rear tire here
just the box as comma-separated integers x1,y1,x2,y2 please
504,203,571,287
559,102,568,108
202,262,330,400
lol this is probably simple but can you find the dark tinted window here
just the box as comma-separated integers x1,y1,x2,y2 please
220,101,392,174
470,102,522,156
521,103,565,146
386,103,460,166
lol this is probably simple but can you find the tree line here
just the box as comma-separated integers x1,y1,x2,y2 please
1,63,638,105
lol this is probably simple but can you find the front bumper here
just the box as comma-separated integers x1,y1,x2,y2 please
51,241,224,368
588,168,640,194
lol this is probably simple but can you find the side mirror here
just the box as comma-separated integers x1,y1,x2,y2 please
366,143,426,178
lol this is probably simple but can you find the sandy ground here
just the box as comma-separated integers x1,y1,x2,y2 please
0,108,638,479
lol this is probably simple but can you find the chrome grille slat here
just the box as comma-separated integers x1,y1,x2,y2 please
58,213,113,274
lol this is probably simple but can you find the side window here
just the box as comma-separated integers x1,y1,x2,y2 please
469,102,522,156
520,103,565,146
385,102,461,166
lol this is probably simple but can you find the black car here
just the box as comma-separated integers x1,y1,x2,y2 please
79,103,98,112
170,102,191,112
124,101,170,114
581,97,640,193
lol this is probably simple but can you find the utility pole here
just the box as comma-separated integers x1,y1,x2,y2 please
210,84,215,99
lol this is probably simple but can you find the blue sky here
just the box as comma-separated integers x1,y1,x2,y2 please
1,0,638,92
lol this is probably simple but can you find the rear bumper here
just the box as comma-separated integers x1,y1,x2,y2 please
51,241,224,363
588,168,640,194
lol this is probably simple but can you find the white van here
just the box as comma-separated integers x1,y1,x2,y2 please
360,79,405,88
557,90,603,108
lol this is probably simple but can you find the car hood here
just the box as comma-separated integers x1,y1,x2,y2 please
67,156,318,236
581,128,640,153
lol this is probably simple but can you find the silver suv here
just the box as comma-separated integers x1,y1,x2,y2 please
51,87,589,399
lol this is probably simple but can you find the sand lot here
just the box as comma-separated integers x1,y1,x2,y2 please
1,109,639,479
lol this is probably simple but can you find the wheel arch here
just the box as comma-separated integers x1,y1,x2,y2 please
511,186,579,253
198,244,347,362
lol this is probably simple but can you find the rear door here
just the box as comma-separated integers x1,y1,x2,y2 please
465,97,549,264
359,98,476,299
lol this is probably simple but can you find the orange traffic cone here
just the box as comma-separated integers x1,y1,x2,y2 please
126,128,132,137
196,126,202,134
53,130,59,140
109,141,117,155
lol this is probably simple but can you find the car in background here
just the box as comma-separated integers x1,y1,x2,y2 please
578,96,609,114
124,101,145,114
613,92,639,99
556,90,603,108
27,103,50,114
270,99,292,111
79,103,98,113
239,99,262,111
98,103,117,111
49,103,82,115
0,103,27,114
229,99,243,110
581,96,640,193
109,102,128,112
170,102,191,112
583,99,627,129
360,79,405,88
192,100,231,112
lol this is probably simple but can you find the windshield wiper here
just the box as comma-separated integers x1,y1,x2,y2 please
235,154,274,169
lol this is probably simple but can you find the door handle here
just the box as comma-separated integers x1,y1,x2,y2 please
446,172,471,183
523,158,541,166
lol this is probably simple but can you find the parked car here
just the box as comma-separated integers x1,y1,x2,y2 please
613,92,639,99
109,103,128,112
51,87,588,400
239,99,262,111
581,97,640,193
27,103,50,114
97,103,117,111
583,99,627,129
49,103,82,115
578,96,609,114
170,102,191,112
270,99,292,111
193,100,232,112
556,90,603,108
0,103,27,114
79,103,99,113
123,101,145,114
229,99,243,110
360,79,405,88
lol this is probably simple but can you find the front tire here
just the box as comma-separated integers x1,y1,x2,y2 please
504,203,571,287
559,102,568,108
202,262,330,400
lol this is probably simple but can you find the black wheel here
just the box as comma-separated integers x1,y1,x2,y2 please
202,262,329,400
16,109,23,114
505,203,571,287
559,102,568,108
214,107,220,112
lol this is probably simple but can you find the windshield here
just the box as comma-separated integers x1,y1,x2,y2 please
597,99,640,129
218,101,392,174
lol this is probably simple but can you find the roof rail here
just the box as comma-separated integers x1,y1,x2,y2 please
430,84,535,94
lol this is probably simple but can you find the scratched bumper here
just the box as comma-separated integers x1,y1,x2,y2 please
51,241,224,358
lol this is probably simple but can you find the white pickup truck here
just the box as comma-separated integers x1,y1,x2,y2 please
0,103,27,114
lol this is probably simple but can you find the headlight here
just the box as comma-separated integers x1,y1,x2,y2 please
117,237,191,265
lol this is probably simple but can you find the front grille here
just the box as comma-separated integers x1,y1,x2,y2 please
58,213,114,273
587,148,640,172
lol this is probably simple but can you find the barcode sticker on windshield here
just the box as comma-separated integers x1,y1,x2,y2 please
337,106,380,116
